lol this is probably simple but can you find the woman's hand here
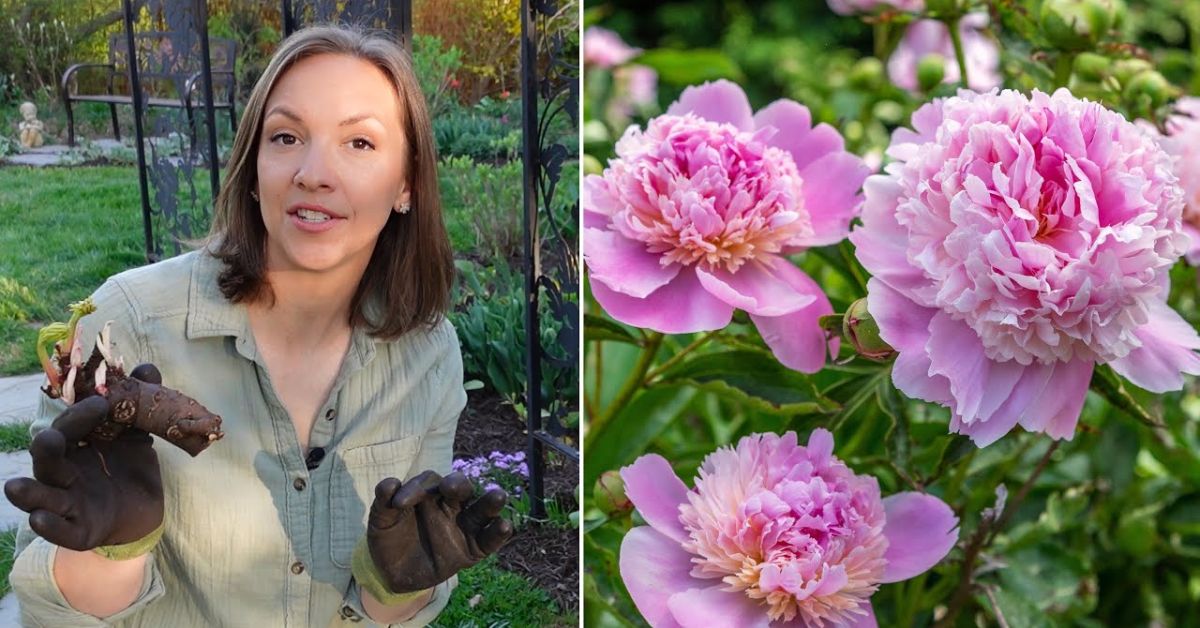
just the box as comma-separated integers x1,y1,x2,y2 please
365,470,514,593
3,364,165,551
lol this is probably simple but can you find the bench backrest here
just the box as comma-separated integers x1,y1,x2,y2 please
107,32,236,92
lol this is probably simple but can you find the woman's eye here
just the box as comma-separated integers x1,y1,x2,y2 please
351,138,375,150
271,132,298,146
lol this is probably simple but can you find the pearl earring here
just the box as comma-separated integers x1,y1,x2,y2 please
397,202,411,214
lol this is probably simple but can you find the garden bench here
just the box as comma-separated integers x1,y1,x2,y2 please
60,32,238,146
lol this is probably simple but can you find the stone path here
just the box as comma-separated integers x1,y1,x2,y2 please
0,372,39,624
2,139,125,167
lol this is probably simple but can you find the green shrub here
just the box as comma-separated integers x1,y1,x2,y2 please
439,156,523,261
413,34,463,119
434,105,521,163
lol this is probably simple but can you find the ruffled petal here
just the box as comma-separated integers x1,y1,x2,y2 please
620,454,690,543
850,176,928,296
753,99,844,171
584,228,681,298
1017,359,1092,440
846,603,878,628
666,585,770,628
927,312,1026,426
619,527,698,628
666,80,754,131
867,280,953,405
1110,300,1200,393
748,263,836,373
591,266,735,334
952,361,1053,447
696,258,816,317
880,492,959,583
793,152,871,247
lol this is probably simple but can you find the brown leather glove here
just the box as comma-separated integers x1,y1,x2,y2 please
4,364,165,553
362,470,514,595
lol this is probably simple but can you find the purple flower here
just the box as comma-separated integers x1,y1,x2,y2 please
585,80,871,372
851,88,1200,446
888,15,1001,93
584,27,641,69
619,429,958,627
1163,97,1200,263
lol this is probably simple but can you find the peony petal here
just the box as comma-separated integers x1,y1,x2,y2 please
850,176,928,296
666,80,754,131
666,585,770,628
591,266,735,334
620,454,690,543
753,99,844,171
748,263,836,373
619,527,698,628
867,280,953,405
794,152,871,247
846,603,878,628
953,361,1053,447
1017,359,1092,440
926,312,1020,426
1110,301,1200,393
695,258,816,317
880,492,959,583
584,228,682,298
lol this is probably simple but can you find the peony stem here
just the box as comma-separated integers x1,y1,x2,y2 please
936,439,1061,628
585,332,664,449
947,16,970,88
1054,52,1076,89
643,331,720,385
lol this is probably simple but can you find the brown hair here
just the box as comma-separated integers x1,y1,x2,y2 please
205,24,453,339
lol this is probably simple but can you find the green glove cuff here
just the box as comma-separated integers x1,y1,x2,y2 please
93,520,165,561
352,538,430,606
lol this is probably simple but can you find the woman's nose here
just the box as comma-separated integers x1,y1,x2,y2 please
292,145,336,192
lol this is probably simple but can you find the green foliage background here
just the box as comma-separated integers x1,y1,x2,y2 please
583,1,1200,626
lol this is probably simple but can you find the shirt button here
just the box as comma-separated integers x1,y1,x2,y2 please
325,408,336,421
293,477,307,491
290,561,304,575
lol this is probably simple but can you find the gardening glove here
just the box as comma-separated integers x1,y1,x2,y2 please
353,470,514,602
4,363,165,558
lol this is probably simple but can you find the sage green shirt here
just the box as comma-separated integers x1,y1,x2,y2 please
10,250,466,627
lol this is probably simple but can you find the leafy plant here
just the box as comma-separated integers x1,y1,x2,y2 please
439,156,523,261
413,33,464,118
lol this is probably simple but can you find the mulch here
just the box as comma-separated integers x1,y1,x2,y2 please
453,389,579,613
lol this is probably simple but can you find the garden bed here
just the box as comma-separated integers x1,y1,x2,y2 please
453,388,578,613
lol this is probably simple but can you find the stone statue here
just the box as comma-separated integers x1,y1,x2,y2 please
18,101,45,149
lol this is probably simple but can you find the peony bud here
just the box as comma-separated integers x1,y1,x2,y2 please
843,298,896,361
1123,70,1175,111
1040,0,1119,51
849,57,885,91
1073,52,1111,81
594,470,632,517
916,54,946,92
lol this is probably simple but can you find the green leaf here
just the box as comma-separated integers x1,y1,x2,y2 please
585,314,640,345
584,385,698,489
654,350,838,417
977,585,1054,628
636,48,742,85
1163,493,1200,536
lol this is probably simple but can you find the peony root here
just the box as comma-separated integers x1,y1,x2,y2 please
38,299,223,457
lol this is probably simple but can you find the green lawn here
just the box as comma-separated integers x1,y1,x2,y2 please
0,527,15,597
0,166,147,375
0,421,32,452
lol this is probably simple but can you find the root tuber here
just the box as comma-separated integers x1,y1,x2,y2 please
38,299,223,456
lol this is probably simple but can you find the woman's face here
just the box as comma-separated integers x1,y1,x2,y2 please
256,53,411,276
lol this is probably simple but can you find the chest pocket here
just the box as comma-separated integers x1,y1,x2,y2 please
329,435,421,568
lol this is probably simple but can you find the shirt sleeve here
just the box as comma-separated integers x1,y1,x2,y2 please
340,320,468,626
338,575,457,627
10,277,167,624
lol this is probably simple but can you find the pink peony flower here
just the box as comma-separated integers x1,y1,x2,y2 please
619,429,958,627
1162,97,1200,263
888,15,1001,93
850,88,1200,447
584,81,871,372
827,0,923,15
584,27,641,69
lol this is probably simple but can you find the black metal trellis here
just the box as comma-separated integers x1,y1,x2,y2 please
521,0,580,519
122,0,226,263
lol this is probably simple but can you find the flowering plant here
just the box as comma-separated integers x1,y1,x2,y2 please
452,450,530,496
584,2,1200,626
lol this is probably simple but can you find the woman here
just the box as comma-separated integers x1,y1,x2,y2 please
4,25,510,627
